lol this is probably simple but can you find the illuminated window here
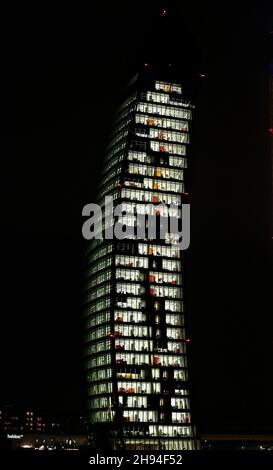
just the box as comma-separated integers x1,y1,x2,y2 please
155,81,182,95
150,140,186,156
137,102,193,120
165,300,183,312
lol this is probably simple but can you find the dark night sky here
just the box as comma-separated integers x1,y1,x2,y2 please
1,2,273,433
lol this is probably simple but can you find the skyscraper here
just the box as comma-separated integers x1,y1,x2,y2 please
83,61,200,451
82,7,203,452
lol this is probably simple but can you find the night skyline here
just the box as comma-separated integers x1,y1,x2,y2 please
1,2,273,437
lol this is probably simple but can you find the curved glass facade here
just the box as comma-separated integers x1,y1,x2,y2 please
83,71,199,450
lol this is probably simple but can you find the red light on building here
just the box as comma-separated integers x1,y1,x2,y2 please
269,128,273,135
198,73,206,79
182,192,189,196
144,63,150,68
160,9,168,17
184,338,191,344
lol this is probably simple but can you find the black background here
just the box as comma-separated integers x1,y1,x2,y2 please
1,1,272,434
